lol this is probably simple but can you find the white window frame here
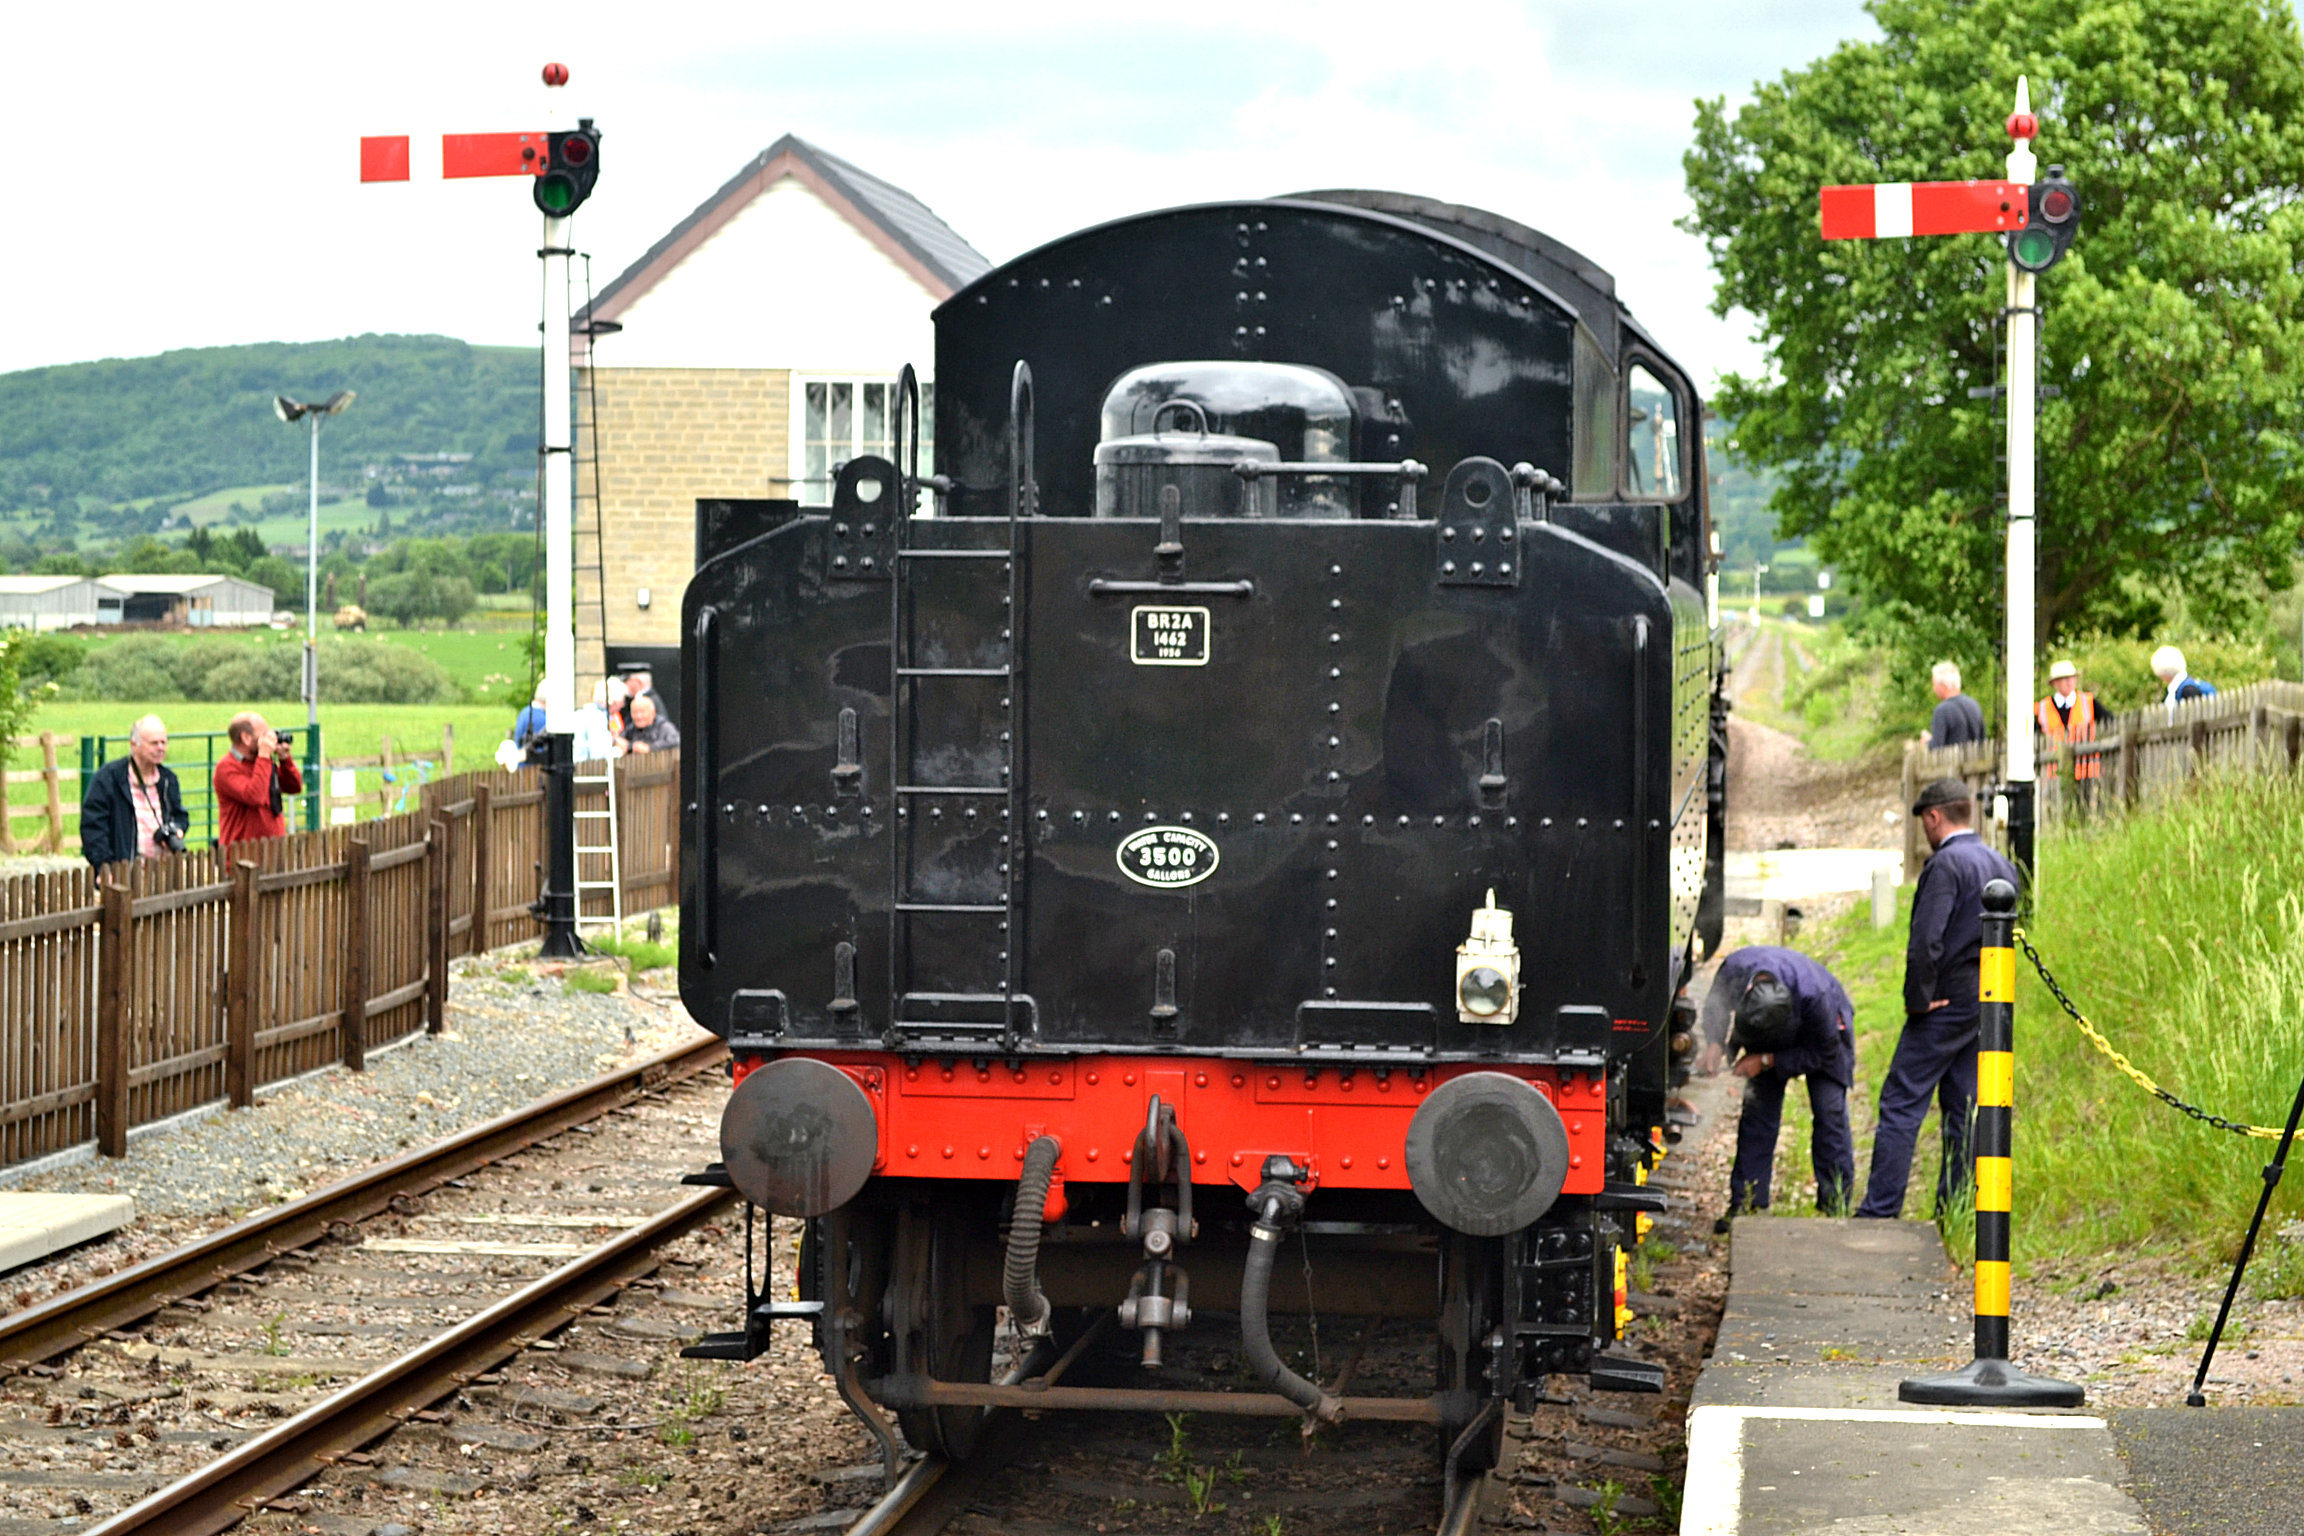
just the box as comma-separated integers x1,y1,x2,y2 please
791,374,934,507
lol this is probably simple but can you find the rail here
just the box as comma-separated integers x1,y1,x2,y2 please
85,1182,737,1536
0,1033,726,1374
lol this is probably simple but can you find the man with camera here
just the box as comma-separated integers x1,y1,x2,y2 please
81,715,190,868
214,712,304,849
1702,944,1858,1230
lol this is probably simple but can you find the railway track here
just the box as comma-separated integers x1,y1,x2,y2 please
0,1035,739,1535
780,1073,1740,1536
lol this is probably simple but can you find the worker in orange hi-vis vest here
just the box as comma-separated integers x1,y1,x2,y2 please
2037,660,2099,789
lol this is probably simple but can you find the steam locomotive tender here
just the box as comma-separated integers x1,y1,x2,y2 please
678,189,1729,1480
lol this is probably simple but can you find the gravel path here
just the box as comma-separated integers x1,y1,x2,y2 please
0,949,711,1311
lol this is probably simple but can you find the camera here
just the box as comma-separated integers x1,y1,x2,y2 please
156,826,187,856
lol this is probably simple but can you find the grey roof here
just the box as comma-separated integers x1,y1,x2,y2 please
582,134,990,324
99,574,269,596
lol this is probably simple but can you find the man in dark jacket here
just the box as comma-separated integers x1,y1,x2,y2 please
80,714,189,868
1704,946,1857,1223
1924,661,1987,748
1855,777,2021,1219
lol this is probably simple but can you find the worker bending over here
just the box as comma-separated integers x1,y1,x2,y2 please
1704,945,1858,1229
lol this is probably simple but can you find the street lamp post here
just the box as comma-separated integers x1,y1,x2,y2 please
274,390,354,830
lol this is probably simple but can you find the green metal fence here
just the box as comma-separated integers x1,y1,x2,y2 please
80,725,324,847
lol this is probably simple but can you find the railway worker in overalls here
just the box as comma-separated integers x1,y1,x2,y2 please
2036,660,2099,805
1703,947,1856,1228
1855,778,2020,1220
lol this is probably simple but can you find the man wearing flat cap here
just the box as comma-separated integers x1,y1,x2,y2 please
1702,945,1857,1230
1855,778,2020,1219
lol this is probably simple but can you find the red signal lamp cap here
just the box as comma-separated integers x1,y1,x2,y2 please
542,62,570,87
2007,111,2038,139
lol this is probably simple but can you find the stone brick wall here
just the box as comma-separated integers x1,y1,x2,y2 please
576,367,791,670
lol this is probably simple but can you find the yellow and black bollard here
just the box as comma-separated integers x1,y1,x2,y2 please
1900,878,2085,1407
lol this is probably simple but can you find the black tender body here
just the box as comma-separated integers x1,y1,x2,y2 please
681,195,1723,1075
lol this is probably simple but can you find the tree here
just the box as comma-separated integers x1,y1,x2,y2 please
1684,0,2304,650
366,570,476,628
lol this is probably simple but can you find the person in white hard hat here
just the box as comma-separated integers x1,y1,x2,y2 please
2036,660,2099,802
2151,646,2217,721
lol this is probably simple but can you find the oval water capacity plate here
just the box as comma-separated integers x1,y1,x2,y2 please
1115,825,1220,889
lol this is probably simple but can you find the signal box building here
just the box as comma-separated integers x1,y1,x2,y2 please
574,135,991,715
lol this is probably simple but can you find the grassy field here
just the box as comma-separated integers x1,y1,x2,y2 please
1783,773,2304,1284
46,615,534,700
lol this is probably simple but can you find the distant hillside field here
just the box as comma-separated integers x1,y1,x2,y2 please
0,335,538,515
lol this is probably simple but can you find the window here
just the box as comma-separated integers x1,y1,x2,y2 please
1570,325,1616,499
797,377,934,506
1626,364,1685,501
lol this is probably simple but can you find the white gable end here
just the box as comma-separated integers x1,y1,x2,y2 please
590,178,940,375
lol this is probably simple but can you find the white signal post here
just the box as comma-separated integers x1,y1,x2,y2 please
541,219,576,734
2002,79,2039,853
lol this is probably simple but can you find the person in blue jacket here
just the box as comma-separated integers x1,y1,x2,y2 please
1704,945,1857,1227
1855,777,2021,1219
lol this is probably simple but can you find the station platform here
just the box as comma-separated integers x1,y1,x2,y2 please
1680,1216,2146,1534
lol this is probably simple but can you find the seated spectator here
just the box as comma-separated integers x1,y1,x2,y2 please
623,693,681,754
81,714,189,868
512,685,549,750
215,712,304,848
574,680,623,763
619,665,664,720
2151,646,2217,719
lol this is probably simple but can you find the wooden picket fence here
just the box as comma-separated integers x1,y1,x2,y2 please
1901,681,2304,877
2,734,75,855
0,750,680,1171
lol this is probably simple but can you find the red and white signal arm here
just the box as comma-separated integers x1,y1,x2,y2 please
1820,180,2029,239
360,133,551,182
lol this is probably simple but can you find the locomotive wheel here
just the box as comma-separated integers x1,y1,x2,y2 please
1436,1231,1506,1474
887,1200,996,1461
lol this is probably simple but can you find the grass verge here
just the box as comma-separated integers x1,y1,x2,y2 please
1790,771,2304,1274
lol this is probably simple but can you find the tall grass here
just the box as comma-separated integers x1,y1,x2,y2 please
2016,774,2304,1268
1795,772,2304,1273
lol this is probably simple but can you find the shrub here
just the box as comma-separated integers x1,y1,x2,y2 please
61,634,458,704
14,632,86,688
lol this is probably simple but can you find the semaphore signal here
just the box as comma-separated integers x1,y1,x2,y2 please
1816,76,2085,891
1818,75,2084,1414
1819,179,2029,240
358,62,596,959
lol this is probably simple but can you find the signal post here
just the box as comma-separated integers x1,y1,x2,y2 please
1819,78,2084,1409
1820,80,2079,887
361,67,602,956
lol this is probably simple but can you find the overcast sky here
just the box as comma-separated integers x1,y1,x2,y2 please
1,1,1877,390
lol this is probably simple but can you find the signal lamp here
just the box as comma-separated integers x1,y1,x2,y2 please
534,118,602,217
1454,889,1521,1025
2009,166,2080,273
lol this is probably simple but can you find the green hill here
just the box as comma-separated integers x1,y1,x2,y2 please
0,335,538,543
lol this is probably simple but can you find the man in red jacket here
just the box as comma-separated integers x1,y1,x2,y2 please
215,712,304,848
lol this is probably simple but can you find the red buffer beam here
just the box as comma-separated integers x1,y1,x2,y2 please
1820,180,2028,240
